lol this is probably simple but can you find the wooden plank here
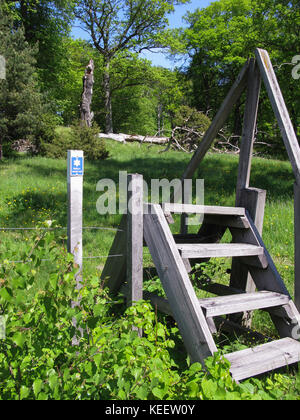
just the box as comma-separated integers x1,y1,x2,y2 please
126,174,143,309
163,203,245,217
143,203,217,364
294,182,300,312
101,215,127,294
226,338,300,381
230,188,267,326
255,48,300,185
177,243,265,259
239,188,266,235
199,291,290,318
236,59,261,203
181,60,250,182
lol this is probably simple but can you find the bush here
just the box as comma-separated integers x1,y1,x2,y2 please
171,106,211,152
41,121,109,160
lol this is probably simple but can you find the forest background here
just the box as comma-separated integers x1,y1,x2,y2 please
0,0,299,159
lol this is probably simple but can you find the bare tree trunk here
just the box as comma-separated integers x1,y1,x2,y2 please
103,58,113,134
80,59,94,127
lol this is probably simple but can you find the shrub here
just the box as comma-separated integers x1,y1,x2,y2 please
171,106,211,152
41,121,109,160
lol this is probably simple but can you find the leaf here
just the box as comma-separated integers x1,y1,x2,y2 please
152,386,167,399
12,332,25,348
48,373,58,392
135,383,149,399
0,287,13,303
33,379,43,397
20,385,30,400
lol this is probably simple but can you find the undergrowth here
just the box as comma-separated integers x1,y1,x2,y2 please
0,224,300,400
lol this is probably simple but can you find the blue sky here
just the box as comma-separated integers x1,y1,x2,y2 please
71,0,212,69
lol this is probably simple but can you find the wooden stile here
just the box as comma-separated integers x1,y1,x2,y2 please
143,203,217,364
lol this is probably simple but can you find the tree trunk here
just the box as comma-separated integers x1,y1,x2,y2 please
80,59,94,127
103,58,113,134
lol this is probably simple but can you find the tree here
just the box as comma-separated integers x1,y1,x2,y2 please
0,5,48,158
180,0,300,155
4,0,74,112
74,0,189,133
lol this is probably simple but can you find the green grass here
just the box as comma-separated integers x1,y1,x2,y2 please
0,141,297,336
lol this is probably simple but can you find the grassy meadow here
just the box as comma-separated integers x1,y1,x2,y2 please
0,140,297,342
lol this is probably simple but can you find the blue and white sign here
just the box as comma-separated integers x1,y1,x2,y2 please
71,156,84,176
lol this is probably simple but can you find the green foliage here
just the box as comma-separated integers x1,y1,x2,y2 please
1,223,300,400
41,122,109,161
0,6,48,156
181,0,300,157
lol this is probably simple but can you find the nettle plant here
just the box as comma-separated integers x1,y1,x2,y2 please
0,221,299,400
0,223,185,400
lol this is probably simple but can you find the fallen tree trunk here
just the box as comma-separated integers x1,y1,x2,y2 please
98,132,169,145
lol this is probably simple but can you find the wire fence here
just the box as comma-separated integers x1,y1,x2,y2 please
0,225,125,267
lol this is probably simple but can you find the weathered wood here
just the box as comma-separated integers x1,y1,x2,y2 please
126,174,143,309
143,203,217,364
236,59,261,203
67,150,83,287
294,182,300,312
199,291,290,318
233,212,290,296
163,203,245,217
177,243,266,261
226,338,300,381
233,211,300,338
230,188,267,326
80,59,94,127
180,60,250,182
255,48,300,185
101,215,127,294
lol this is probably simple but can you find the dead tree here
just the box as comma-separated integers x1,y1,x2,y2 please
80,59,94,127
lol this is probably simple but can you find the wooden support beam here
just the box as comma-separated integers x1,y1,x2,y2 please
236,58,261,204
181,60,250,182
230,188,266,327
144,203,217,364
255,48,300,185
127,174,144,308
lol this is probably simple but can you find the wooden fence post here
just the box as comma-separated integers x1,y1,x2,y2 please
67,150,83,345
67,150,83,286
126,174,143,335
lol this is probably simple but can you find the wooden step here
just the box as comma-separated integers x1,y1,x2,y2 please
162,203,246,217
198,291,290,317
177,243,264,259
226,338,300,381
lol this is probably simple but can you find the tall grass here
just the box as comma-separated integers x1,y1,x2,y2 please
0,141,297,321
